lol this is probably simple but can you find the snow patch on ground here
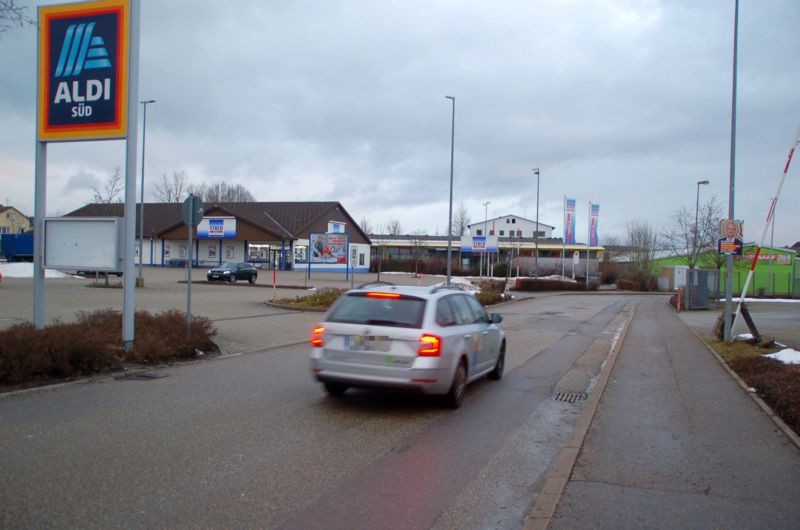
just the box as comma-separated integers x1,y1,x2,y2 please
0,262,76,279
765,348,800,365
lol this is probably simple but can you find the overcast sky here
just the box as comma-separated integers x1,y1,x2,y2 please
1,0,799,246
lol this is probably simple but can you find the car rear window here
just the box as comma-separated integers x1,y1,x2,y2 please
326,293,426,328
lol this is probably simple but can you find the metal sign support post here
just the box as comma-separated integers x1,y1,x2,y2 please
33,142,46,328
122,0,141,352
183,193,204,331
187,214,193,329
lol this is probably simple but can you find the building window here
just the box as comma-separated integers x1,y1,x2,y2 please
476,229,483,236
512,218,516,224
506,219,510,224
499,230,505,236
517,230,522,237
489,230,495,236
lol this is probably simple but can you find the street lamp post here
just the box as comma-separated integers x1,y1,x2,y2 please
693,180,710,267
533,168,540,278
445,95,455,287
689,179,710,309
138,99,156,287
482,201,490,279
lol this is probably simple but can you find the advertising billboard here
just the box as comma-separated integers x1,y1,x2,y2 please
310,233,348,264
38,0,130,141
43,217,123,270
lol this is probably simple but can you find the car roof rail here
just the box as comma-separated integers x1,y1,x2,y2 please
356,281,396,289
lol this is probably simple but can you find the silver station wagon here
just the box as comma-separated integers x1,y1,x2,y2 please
310,283,506,408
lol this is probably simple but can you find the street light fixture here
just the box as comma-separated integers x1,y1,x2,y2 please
138,99,156,286
688,179,710,310
445,95,455,287
533,168,540,278
693,179,710,267
482,201,490,278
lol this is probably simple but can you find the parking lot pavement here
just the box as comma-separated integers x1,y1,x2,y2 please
0,267,446,353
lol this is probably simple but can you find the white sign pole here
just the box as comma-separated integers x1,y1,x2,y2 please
122,0,141,352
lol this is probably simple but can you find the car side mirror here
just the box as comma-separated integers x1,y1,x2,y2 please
491,313,503,324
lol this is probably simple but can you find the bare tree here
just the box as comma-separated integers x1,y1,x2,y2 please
1,0,35,34
153,170,188,203
661,196,723,269
625,220,659,289
384,219,402,236
410,230,428,277
92,167,123,204
203,182,256,203
452,202,471,236
359,217,373,235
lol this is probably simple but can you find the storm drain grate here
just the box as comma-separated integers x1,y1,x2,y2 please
550,391,588,403
114,372,168,381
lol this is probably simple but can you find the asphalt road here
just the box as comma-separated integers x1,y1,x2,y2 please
0,287,635,528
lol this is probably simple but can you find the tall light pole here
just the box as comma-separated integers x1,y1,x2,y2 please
693,180,710,267
445,95,455,286
724,0,739,342
138,99,156,286
482,201,490,278
533,168,540,278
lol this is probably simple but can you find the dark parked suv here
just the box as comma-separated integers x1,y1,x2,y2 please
206,262,258,284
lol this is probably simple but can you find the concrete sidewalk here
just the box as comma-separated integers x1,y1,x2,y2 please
545,297,800,528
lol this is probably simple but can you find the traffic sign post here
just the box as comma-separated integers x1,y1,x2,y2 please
183,194,204,331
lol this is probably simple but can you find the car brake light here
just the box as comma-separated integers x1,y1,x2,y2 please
418,334,442,356
366,292,401,299
310,325,325,347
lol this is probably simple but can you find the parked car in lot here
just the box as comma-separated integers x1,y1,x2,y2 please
310,283,506,408
206,262,258,284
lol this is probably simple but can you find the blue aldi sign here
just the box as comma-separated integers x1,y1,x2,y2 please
38,0,130,141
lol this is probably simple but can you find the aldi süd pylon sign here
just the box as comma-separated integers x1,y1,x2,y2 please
38,0,130,141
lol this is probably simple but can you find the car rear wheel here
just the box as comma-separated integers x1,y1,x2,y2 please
323,382,348,397
228,274,236,284
248,275,256,284
444,361,467,409
487,341,505,381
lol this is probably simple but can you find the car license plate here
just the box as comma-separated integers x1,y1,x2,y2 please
345,335,390,352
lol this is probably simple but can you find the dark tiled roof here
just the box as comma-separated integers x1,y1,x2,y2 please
64,201,370,242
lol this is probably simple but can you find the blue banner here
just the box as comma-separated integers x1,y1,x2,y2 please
565,198,576,244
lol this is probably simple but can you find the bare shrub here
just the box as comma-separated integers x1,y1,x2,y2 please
0,309,218,386
729,356,800,436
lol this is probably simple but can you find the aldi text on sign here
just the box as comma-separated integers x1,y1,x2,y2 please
38,0,130,141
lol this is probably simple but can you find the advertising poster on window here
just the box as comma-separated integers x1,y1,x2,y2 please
564,198,576,244
589,203,600,246
309,233,348,264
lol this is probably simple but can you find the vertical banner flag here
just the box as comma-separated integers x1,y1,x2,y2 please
589,203,600,246
38,0,130,141
564,198,576,244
